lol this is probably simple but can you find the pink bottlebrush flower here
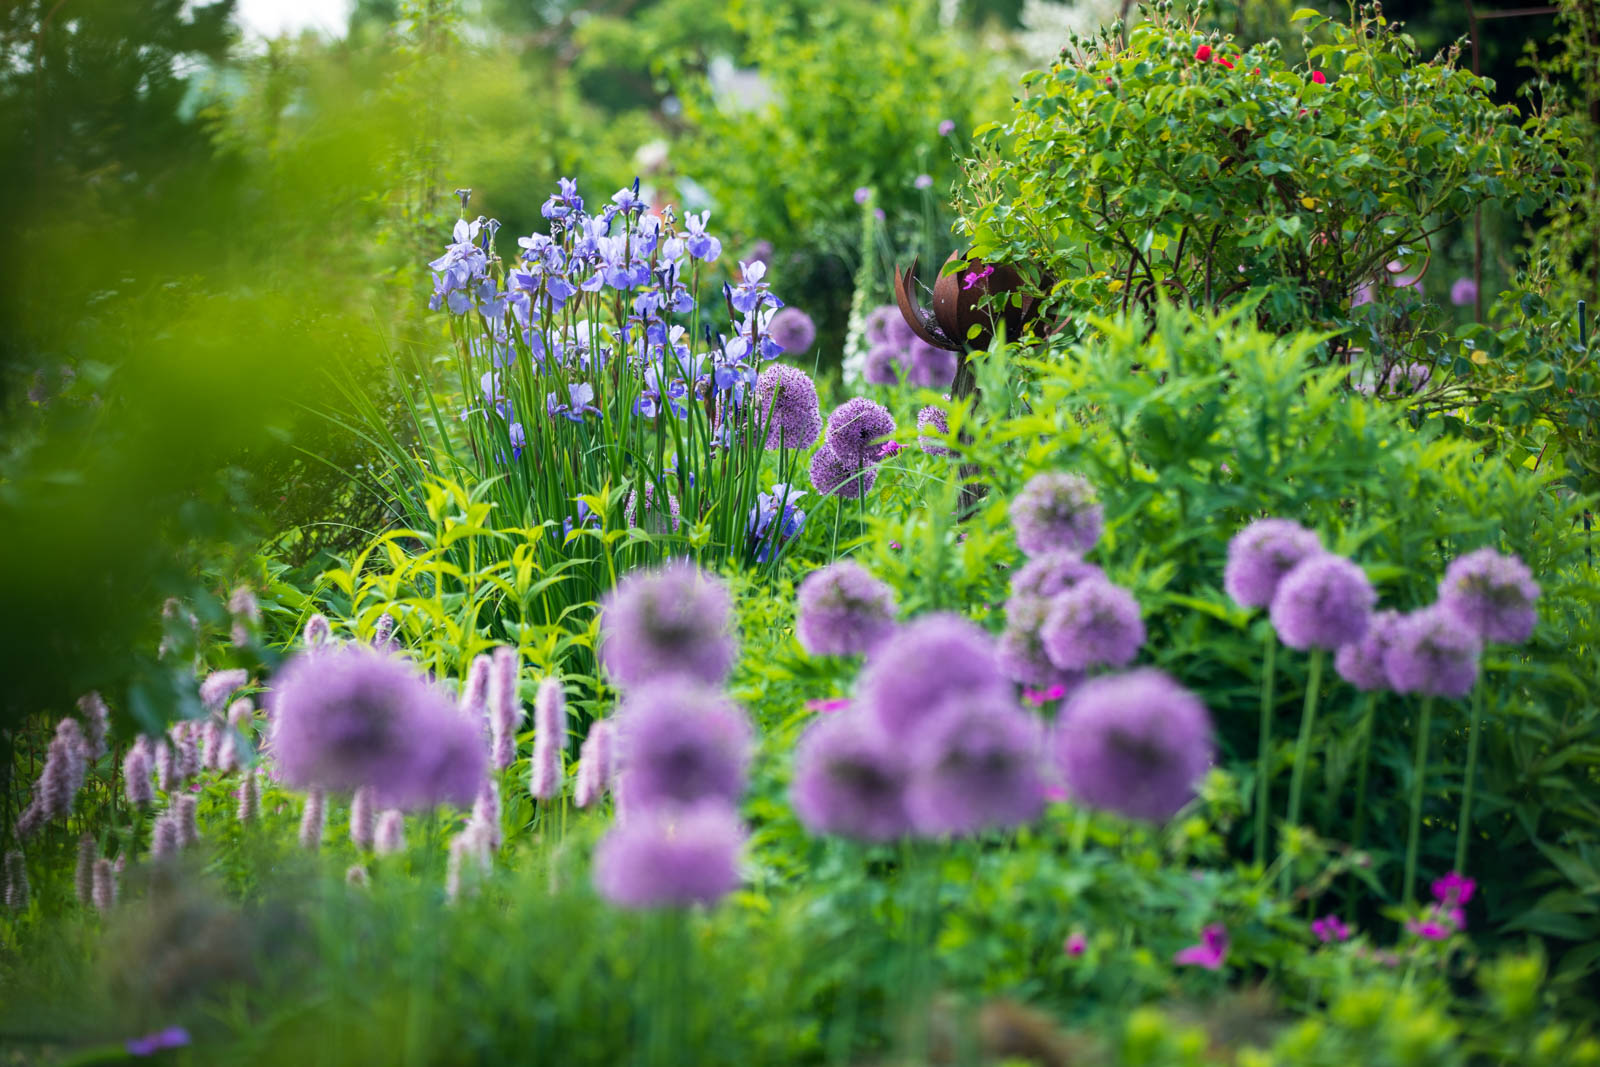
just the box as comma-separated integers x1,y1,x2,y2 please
529,678,567,799
1064,932,1088,956
461,653,492,720
303,613,333,647
574,720,616,809
374,810,406,855
349,786,376,850
15,801,42,841
1174,924,1229,970
346,864,370,888
489,648,522,769
176,795,200,848
114,854,125,875
299,788,326,851
154,739,175,793
237,770,260,823
76,834,96,906
4,851,29,911
77,692,111,759
201,720,224,770
124,740,155,809
938,119,955,136
472,780,502,851
228,585,259,647
171,722,201,782
1311,915,1351,943
151,814,180,858
92,858,117,912
199,669,249,713
446,821,494,902
372,612,398,650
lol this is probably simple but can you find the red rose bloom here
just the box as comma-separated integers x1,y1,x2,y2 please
1195,44,1213,62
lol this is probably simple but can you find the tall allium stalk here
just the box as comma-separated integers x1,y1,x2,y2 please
300,789,326,852
75,835,96,906
529,678,567,800
3,852,28,911
489,648,522,770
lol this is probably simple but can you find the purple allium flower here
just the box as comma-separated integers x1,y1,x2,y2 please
592,801,745,909
795,561,898,657
1438,548,1540,645
754,363,823,450
124,740,155,809
769,307,817,354
938,118,956,136
1450,277,1478,307
864,305,899,347
1011,473,1103,557
77,692,110,760
76,834,96,906
1223,519,1324,609
349,786,376,850
998,597,1083,689
1064,931,1087,956
809,446,878,498
1052,669,1215,823
151,812,180,858
200,669,249,713
1312,915,1352,943
1010,552,1104,602
790,712,912,842
864,344,905,385
1383,362,1431,395
1335,609,1404,691
375,809,406,855
854,187,872,205
4,851,28,911
599,562,739,690
906,341,957,389
473,780,502,851
268,644,487,810
125,1028,190,1057
623,482,682,534
916,404,951,455
747,240,774,268
303,613,333,647
92,857,116,913
826,398,897,468
530,678,567,800
615,680,752,812
1174,924,1228,970
238,770,260,823
489,648,523,771
299,788,325,851
461,652,492,720
913,173,933,190
1269,553,1376,651
907,695,1047,835
446,820,494,902
857,613,1009,735
575,719,617,809
1039,579,1145,671
1383,606,1481,698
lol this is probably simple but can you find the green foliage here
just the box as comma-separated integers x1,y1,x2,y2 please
958,4,1577,348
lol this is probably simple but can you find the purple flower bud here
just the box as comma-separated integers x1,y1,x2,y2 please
201,720,224,771
795,561,898,657
914,173,933,190
906,341,957,389
76,834,96,906
907,694,1047,835
1224,518,1322,609
1269,554,1376,651
349,786,376,850
229,585,259,647
854,187,872,205
446,821,494,902
1011,473,1102,557
373,612,398,650
300,788,326,851
92,858,116,913
998,595,1084,690
1437,547,1540,645
1449,277,1478,307
938,119,956,136
529,678,567,800
375,809,406,855
155,740,175,793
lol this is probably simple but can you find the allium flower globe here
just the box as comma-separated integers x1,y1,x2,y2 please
1268,553,1376,651
825,398,896,467
999,596,1084,689
754,363,823,450
1223,519,1323,609
616,681,753,812
906,341,957,389
1334,609,1403,691
916,404,951,456
768,307,817,354
1009,551,1104,603
1384,606,1481,698
599,562,738,689
864,345,904,385
622,482,681,534
790,713,912,842
268,644,486,810
592,801,745,910
795,561,898,657
1010,473,1103,557
809,446,877,498
1437,548,1540,644
907,695,1047,835
1039,579,1145,671
1053,669,1215,823
857,613,1009,734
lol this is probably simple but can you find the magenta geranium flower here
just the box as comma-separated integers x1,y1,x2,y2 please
1174,924,1228,970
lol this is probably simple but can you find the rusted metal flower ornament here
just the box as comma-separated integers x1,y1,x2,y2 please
893,251,1044,387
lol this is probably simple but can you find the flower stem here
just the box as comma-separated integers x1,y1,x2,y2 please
1404,698,1434,910
1281,647,1324,894
1345,692,1377,920
1253,632,1278,868
1455,681,1485,874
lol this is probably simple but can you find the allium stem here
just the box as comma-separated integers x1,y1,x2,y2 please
1346,692,1377,921
1403,698,1435,910
1253,633,1277,868
1455,681,1485,874
1282,646,1325,894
